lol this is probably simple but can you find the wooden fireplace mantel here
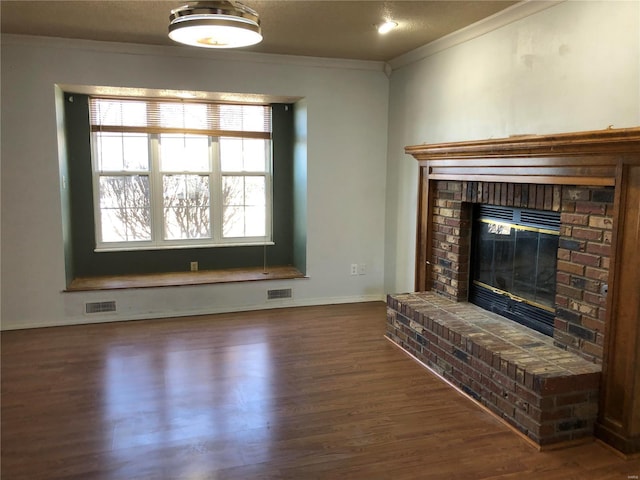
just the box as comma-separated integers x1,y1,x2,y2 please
405,127,640,455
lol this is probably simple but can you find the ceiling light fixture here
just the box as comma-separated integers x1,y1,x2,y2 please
168,1,263,49
378,20,398,35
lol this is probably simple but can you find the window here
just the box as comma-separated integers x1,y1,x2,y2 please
90,97,272,250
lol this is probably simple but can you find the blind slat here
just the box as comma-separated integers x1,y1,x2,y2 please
89,97,271,136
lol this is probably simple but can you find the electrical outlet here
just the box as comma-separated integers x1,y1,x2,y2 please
190,261,198,272
358,263,366,275
350,264,358,275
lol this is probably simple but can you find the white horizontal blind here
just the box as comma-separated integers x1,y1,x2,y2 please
89,97,271,139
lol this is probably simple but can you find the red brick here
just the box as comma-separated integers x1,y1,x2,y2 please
562,201,576,213
560,225,573,237
571,251,601,267
589,216,613,230
557,260,585,276
585,266,608,281
573,277,602,293
585,242,611,257
561,212,589,226
581,315,604,333
563,188,591,201
598,309,607,322
536,185,545,209
444,218,461,227
554,318,568,331
541,406,573,421
568,300,598,318
572,227,603,241
575,201,606,214
539,376,578,395
582,341,604,359
583,291,605,307
556,285,583,300
515,410,541,435
555,392,590,406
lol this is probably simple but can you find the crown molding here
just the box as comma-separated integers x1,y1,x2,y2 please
388,0,564,71
0,33,386,73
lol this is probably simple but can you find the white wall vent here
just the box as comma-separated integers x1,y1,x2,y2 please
267,288,293,300
85,301,116,314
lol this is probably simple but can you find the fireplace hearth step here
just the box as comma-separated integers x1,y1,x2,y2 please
386,291,601,449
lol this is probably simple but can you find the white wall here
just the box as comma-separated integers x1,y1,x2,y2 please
4,1,639,330
384,0,640,294
0,37,389,329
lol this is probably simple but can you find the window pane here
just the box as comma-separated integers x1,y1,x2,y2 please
245,206,266,236
164,207,210,240
99,175,150,208
96,133,148,171
220,137,267,172
245,177,265,206
98,175,151,242
223,206,244,238
160,134,209,172
222,176,244,206
163,174,211,240
222,175,266,238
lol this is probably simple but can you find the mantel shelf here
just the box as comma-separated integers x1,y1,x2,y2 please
406,127,640,161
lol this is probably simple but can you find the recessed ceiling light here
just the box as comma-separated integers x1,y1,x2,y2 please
378,20,398,35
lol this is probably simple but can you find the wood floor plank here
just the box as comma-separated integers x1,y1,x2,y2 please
2,302,639,479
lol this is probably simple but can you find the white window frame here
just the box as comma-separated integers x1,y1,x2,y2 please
89,98,273,252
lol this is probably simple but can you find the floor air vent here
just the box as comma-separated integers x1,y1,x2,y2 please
85,301,116,314
267,288,293,300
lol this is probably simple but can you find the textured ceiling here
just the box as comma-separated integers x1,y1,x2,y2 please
1,1,518,62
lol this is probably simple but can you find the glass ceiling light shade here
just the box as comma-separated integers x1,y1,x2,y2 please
169,1,263,48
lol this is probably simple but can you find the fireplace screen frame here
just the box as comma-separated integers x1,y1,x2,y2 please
469,204,560,336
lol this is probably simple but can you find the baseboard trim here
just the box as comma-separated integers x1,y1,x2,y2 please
1,295,386,331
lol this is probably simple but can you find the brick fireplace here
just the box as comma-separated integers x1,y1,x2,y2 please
427,180,613,363
387,180,612,447
387,128,640,454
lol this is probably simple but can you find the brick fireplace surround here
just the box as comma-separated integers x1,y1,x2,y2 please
387,128,640,455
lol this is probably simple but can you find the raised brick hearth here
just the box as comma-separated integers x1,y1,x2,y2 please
386,292,601,447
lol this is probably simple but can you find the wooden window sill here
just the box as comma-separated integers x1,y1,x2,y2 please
66,266,306,292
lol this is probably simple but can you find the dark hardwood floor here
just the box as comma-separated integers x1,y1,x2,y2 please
2,302,639,479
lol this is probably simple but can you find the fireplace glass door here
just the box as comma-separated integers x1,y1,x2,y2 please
470,205,560,336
